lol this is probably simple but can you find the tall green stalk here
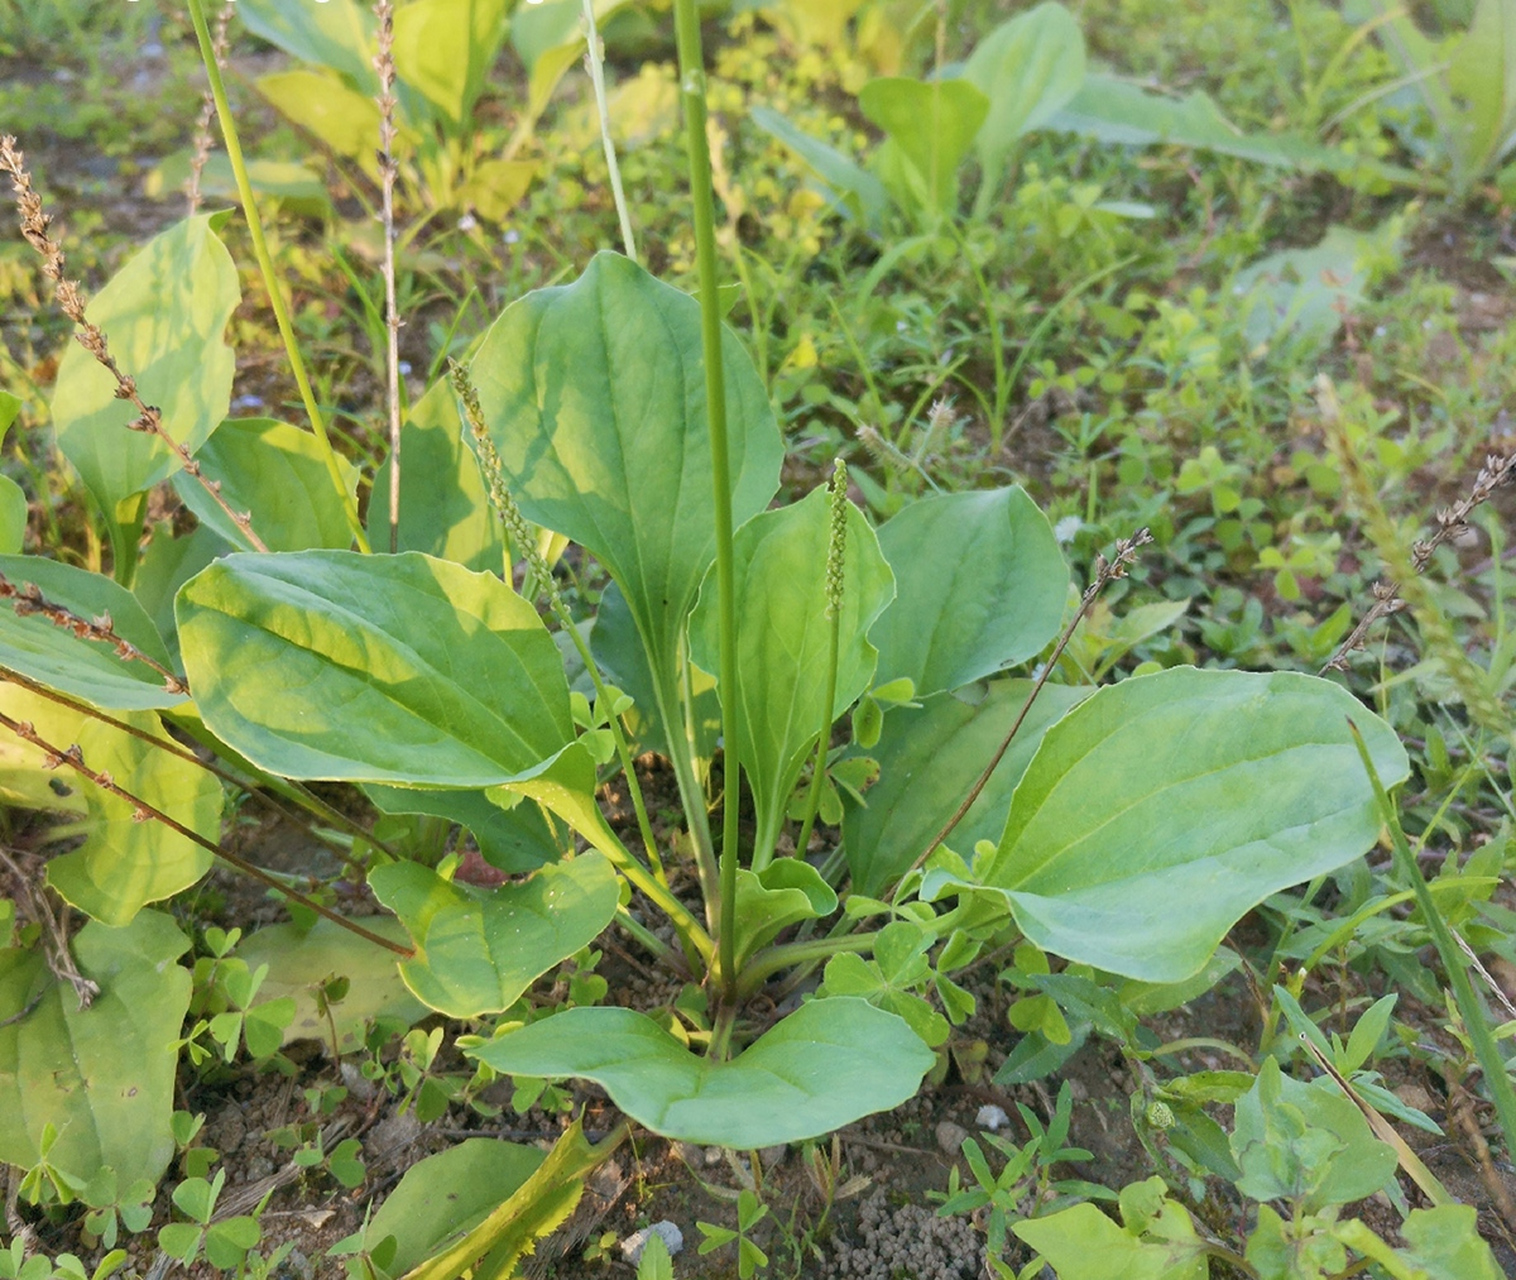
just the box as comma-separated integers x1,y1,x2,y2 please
1350,724,1516,1162
672,0,742,1006
186,0,370,554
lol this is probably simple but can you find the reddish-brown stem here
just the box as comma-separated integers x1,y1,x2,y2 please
0,572,187,693
0,133,269,555
0,710,412,957
904,529,1153,882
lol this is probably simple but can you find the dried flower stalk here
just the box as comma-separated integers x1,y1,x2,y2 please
0,571,187,694
374,0,404,552
1318,377,1515,735
185,0,236,216
0,134,269,555
906,527,1155,880
0,710,413,958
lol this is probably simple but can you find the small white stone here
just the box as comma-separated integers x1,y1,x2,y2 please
975,1104,1010,1131
620,1220,684,1263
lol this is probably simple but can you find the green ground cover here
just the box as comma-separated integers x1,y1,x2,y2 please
0,1,1514,1276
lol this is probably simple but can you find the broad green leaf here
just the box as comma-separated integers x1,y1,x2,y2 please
176,418,360,553
0,685,216,924
926,668,1409,982
843,679,1090,896
468,252,783,748
1363,1205,1501,1280
143,152,331,216
358,1139,545,1274
369,853,619,1017
1117,948,1241,1017
237,0,379,93
0,554,186,711
771,0,864,48
401,1118,609,1280
1448,0,1516,180
1231,1057,1397,1210
1235,224,1401,352
177,550,574,786
51,214,238,558
468,997,935,1146
0,912,190,1186
731,860,837,969
457,157,539,222
592,581,719,765
133,524,231,669
1049,74,1418,181
750,105,889,226
689,488,894,858
236,917,428,1051
368,375,503,573
871,487,1067,697
393,0,511,134
0,476,23,555
858,77,989,215
0,392,22,555
1013,1183,1207,1280
963,2,1086,202
365,782,565,873
491,740,632,868
255,70,390,178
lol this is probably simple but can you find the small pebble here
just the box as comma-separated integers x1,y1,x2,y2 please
620,1220,684,1263
935,1120,968,1155
975,1104,1010,1131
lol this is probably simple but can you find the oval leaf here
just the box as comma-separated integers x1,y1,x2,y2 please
0,684,216,924
236,917,428,1051
0,554,184,710
51,213,238,527
858,77,989,213
964,2,1087,197
844,679,1090,896
177,550,574,786
176,418,360,553
0,912,191,1185
871,487,1067,697
950,668,1409,982
367,375,503,573
468,998,935,1147
369,852,620,1018
689,488,894,856
468,251,783,739
359,1139,545,1275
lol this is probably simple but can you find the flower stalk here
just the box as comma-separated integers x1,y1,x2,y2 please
374,0,405,553
672,0,743,1007
185,0,369,553
789,460,848,870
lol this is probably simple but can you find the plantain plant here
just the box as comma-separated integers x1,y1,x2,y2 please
0,0,1419,1273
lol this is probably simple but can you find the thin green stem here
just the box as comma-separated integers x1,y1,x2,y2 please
1349,721,1516,1162
186,0,370,553
673,0,742,1003
617,905,684,973
708,999,738,1061
581,0,636,261
738,930,880,998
